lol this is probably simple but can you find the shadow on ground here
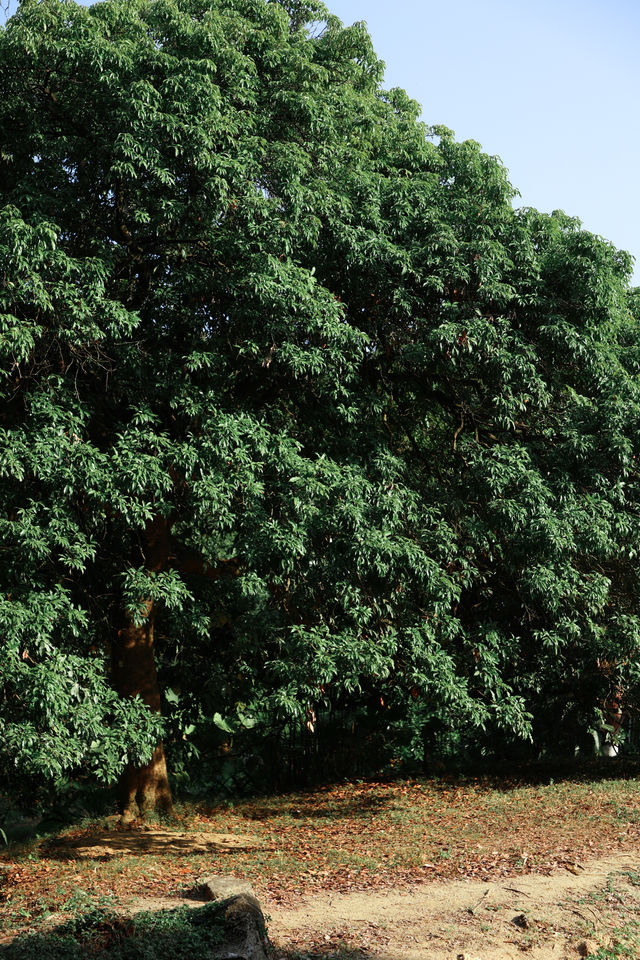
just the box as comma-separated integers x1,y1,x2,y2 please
45,828,265,861
1,905,224,959
243,792,392,823
0,905,378,960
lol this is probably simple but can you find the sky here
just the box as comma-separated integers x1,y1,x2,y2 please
328,0,640,284
2,0,639,283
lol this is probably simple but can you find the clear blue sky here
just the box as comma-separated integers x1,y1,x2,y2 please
329,0,640,284
2,0,639,283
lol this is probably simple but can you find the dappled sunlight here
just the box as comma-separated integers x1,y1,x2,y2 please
46,828,265,861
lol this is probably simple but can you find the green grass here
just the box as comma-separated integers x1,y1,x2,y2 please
1,905,226,960
571,870,640,959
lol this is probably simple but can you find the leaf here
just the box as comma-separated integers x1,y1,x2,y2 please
213,713,234,734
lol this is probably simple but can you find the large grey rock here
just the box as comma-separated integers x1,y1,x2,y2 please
208,893,268,960
195,875,255,902
189,878,268,959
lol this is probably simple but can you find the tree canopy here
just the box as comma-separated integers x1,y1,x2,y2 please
2,0,640,806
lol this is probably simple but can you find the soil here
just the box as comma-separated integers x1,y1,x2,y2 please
6,819,640,958
267,856,639,958
48,828,264,859
125,849,640,959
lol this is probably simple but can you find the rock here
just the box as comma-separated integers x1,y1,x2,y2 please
512,912,530,929
189,881,267,960
209,892,268,960
195,875,255,902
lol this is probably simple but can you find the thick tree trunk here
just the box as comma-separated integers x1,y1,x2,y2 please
110,516,235,818
112,517,173,820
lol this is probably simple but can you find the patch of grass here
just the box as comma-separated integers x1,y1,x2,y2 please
621,868,640,887
592,917,640,958
567,869,640,959
1,905,226,960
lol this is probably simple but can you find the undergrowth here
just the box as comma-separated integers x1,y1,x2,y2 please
1,905,225,960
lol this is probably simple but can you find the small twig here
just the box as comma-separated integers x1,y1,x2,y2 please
467,888,490,914
572,906,599,931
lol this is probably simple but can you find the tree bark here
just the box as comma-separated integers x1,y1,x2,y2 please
112,516,173,820
110,516,237,819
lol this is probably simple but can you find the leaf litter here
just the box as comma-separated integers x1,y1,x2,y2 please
2,770,640,954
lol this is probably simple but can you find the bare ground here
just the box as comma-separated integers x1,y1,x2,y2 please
5,797,640,959
119,847,640,959
261,851,640,959
49,828,263,859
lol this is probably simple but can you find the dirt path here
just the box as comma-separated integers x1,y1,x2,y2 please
265,851,640,959
31,830,640,959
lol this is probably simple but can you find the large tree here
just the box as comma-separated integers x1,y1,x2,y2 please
2,0,639,813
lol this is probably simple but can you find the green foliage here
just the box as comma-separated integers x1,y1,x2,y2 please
1,0,639,795
2,906,226,960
